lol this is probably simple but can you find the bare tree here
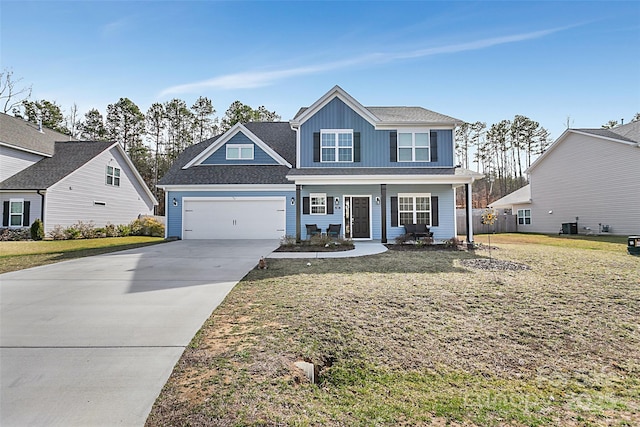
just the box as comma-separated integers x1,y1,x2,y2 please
0,68,32,114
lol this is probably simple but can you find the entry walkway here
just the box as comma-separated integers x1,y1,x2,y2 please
269,241,388,259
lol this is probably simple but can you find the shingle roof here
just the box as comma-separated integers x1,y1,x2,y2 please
574,128,638,143
159,122,296,186
0,112,73,156
0,141,113,190
293,106,461,124
609,120,640,142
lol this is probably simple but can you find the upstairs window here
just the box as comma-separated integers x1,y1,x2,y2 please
398,132,430,162
226,144,254,160
106,166,120,187
321,130,353,162
310,193,326,215
398,193,431,225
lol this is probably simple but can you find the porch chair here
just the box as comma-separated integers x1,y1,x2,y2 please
305,224,322,238
326,224,342,238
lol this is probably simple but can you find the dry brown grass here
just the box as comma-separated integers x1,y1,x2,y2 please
147,235,640,426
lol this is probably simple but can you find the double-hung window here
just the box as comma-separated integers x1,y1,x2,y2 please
106,166,121,187
226,144,254,160
321,130,353,162
310,193,326,215
398,131,430,162
9,199,24,227
398,193,431,225
517,209,531,225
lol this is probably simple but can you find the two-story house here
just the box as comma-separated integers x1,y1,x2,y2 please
0,113,157,235
158,86,482,243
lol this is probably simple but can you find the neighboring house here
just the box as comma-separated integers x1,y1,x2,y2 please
0,113,157,235
159,86,482,242
489,184,532,230
490,121,640,235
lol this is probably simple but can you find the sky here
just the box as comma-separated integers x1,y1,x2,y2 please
1,0,639,142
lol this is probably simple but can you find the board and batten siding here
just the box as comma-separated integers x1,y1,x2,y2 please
166,190,296,239
200,132,279,165
299,98,454,168
44,146,154,234
0,145,45,182
528,132,640,235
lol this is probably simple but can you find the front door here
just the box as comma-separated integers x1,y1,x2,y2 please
351,197,370,239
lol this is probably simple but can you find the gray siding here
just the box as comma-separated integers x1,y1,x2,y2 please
299,98,454,168
0,192,42,226
528,133,640,235
0,145,44,182
45,146,154,234
201,132,279,165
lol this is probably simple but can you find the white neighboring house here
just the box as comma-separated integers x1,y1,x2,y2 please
490,121,640,235
0,113,157,235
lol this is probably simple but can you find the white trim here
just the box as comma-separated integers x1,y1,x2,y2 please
397,193,432,226
375,123,457,130
158,184,295,192
0,141,53,158
309,192,327,215
290,85,379,127
288,174,476,185
226,144,254,160
183,123,292,169
320,129,353,163
344,195,373,240
397,130,431,162
8,198,25,228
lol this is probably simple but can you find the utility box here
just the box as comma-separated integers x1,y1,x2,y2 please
628,236,640,256
561,222,578,235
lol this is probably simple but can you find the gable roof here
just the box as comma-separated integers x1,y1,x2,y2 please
183,122,293,169
0,112,73,157
489,184,531,209
527,124,640,174
290,86,462,127
158,122,296,187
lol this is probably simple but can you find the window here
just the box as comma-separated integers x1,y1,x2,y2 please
9,199,24,227
517,209,531,225
398,193,431,225
398,132,430,162
321,130,353,162
106,166,120,187
226,144,254,160
310,193,326,215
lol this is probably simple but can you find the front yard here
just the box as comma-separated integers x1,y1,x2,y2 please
147,234,639,426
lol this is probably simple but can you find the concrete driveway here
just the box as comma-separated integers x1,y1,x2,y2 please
0,239,279,426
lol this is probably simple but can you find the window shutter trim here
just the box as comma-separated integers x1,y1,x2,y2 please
2,201,9,227
313,132,320,163
303,197,310,215
327,196,334,215
353,132,361,162
430,131,438,162
390,131,397,162
391,196,398,227
431,196,439,227
23,201,31,226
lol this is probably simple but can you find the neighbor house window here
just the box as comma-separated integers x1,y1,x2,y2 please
398,131,430,162
310,193,326,215
517,209,531,225
398,193,431,225
106,166,120,186
321,130,353,162
226,144,254,160
9,199,24,227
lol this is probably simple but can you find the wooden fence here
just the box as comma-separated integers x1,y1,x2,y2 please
456,209,518,235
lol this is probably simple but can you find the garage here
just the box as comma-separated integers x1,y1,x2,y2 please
182,197,286,239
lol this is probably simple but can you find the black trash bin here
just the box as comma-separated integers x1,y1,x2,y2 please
561,222,578,235
628,236,640,256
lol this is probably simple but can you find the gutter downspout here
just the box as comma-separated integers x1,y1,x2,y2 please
37,190,46,228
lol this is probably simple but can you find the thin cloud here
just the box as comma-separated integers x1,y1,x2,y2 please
159,26,569,96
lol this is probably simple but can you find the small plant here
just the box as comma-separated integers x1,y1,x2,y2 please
30,219,44,241
104,223,118,237
394,233,411,245
74,220,97,239
49,225,66,240
129,216,164,237
444,237,462,249
117,224,131,237
309,233,332,246
64,226,81,240
280,235,297,247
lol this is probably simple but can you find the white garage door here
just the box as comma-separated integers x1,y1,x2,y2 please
183,197,286,239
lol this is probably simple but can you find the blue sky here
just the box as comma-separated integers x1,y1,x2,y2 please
2,1,639,141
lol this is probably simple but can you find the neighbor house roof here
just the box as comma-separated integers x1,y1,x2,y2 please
158,121,296,186
489,184,531,209
0,141,113,190
0,112,73,157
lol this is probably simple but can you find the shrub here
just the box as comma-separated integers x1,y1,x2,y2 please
394,233,411,245
130,216,164,237
74,220,97,239
104,223,118,237
280,235,297,247
30,219,44,241
49,225,66,240
444,237,463,249
64,227,81,240
0,227,31,241
117,224,131,237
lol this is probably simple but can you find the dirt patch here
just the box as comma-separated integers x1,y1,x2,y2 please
461,258,531,271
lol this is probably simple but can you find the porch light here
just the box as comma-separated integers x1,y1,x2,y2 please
335,197,340,206
291,197,295,205
375,197,381,205
172,198,178,207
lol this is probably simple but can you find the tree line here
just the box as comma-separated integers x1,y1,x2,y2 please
1,69,280,214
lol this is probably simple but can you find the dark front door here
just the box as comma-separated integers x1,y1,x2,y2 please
351,197,370,238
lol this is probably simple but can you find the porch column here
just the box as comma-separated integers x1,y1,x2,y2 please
296,184,302,243
466,183,474,247
380,184,387,243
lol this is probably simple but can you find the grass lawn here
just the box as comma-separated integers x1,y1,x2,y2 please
147,234,640,427
0,236,165,274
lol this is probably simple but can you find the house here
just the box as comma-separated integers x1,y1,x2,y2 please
490,121,640,235
0,113,157,235
158,86,482,242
